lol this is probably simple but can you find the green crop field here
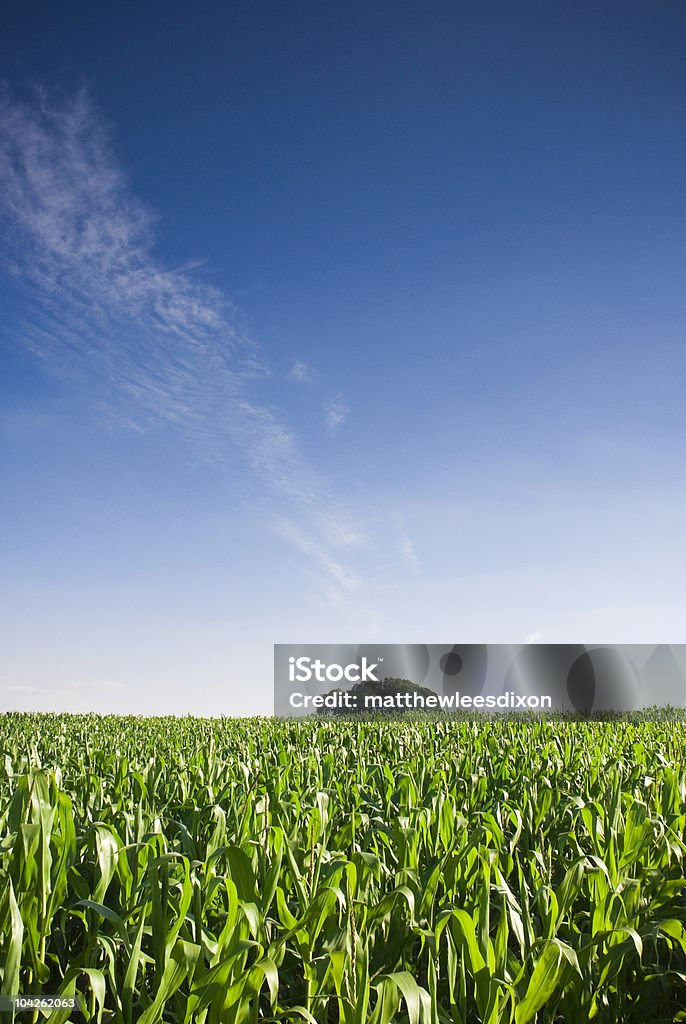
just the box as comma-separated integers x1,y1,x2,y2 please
1,713,685,1023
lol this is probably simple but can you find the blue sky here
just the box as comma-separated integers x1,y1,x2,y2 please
2,1,686,714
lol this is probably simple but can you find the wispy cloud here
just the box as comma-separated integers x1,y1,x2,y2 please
398,533,421,576
273,519,361,593
392,513,421,576
0,86,366,590
324,394,349,434
287,360,316,383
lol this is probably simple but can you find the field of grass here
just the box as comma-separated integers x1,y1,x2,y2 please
1,712,685,1023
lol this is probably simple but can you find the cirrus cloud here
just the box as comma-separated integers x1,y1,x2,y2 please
0,85,368,591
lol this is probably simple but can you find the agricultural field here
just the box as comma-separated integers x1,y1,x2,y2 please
1,713,686,1023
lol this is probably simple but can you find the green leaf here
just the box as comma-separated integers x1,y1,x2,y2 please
1,880,23,996
515,940,568,1024
138,940,200,1024
375,971,431,1024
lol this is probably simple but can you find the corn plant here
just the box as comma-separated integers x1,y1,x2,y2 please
1,712,685,1022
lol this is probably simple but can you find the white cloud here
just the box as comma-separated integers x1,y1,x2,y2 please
287,360,316,383
0,86,366,593
398,533,421,576
273,518,361,593
324,394,349,434
390,513,421,576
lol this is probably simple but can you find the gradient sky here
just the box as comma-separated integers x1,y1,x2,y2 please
2,1,686,714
